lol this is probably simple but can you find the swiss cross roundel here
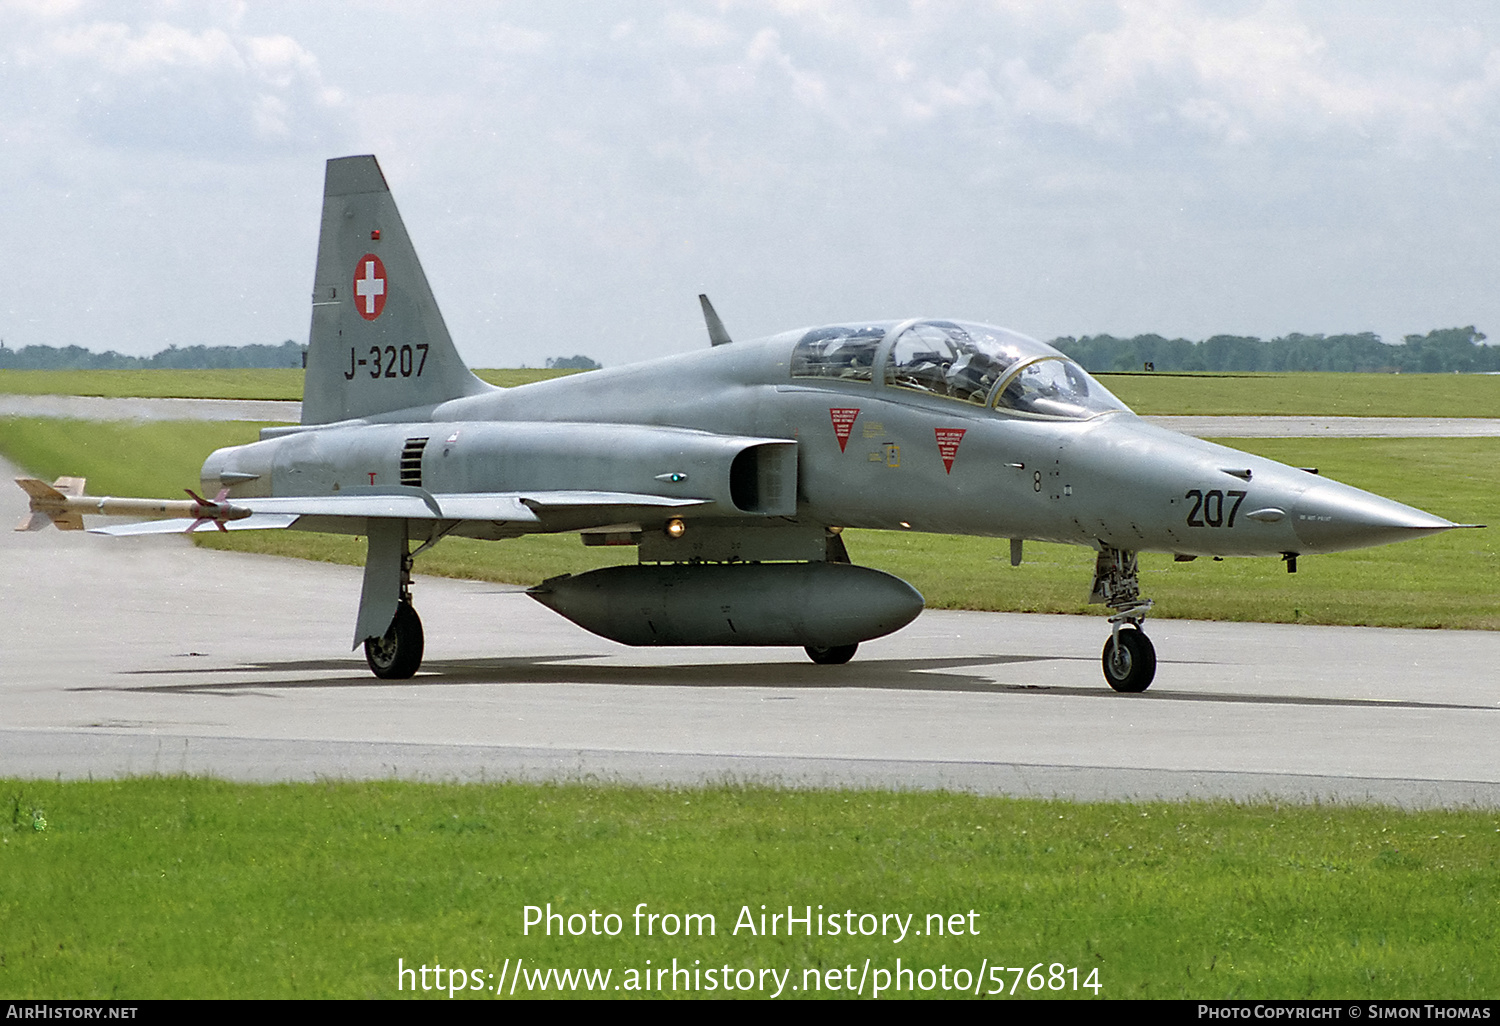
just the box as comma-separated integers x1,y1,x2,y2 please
353,254,387,321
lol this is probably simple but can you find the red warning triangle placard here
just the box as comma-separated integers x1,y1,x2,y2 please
829,408,860,453
934,427,966,473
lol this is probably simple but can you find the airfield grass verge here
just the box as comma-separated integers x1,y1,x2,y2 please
1096,370,1500,418
1,778,1495,1000
0,368,308,401
2,419,1496,629
3,367,1498,416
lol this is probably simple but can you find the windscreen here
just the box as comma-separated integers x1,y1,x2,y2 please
992,356,1129,419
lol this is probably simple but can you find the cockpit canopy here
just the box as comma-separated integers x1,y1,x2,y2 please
790,319,1128,420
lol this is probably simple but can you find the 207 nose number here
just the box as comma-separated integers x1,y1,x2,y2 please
1185,489,1247,528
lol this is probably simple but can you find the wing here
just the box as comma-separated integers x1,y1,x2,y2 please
86,488,708,536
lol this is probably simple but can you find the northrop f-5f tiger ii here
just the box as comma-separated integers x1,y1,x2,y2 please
15,155,1473,691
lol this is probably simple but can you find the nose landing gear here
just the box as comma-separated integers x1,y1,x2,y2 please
1091,546,1156,692
1102,621,1155,693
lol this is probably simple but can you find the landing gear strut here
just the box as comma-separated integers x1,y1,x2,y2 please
354,519,453,679
1091,546,1156,693
358,525,428,679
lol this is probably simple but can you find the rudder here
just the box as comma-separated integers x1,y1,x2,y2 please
302,155,492,425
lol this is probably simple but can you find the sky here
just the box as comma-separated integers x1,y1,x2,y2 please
3,0,1499,367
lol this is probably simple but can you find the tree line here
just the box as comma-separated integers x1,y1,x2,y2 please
1052,327,1497,374
0,329,1494,374
0,340,307,371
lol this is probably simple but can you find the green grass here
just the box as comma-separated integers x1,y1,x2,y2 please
0,368,309,400
474,368,588,389
1099,371,1500,417
1,779,1495,999
2,419,1495,629
4,366,1499,416
0,419,267,498
0,367,579,400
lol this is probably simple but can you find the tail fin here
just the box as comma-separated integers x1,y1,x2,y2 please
15,476,86,531
301,155,492,425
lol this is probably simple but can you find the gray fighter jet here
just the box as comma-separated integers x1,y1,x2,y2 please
16,155,1472,691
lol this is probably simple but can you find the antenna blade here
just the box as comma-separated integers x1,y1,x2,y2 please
698,294,733,347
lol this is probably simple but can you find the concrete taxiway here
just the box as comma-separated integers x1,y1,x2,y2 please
3,453,1496,807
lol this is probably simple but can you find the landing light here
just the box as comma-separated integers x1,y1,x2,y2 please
665,518,686,539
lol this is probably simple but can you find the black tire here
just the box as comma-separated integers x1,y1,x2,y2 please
365,602,424,679
805,643,858,665
1101,627,1155,693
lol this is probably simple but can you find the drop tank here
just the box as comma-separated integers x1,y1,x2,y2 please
527,562,924,648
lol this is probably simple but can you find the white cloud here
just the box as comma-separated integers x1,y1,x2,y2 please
475,22,551,55
662,9,735,49
992,1,1500,151
46,21,242,74
15,15,342,152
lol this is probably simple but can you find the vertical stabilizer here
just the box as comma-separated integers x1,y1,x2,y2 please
302,155,492,425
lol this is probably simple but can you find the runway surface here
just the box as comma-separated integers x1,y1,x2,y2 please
3,453,1497,807
3,393,1499,437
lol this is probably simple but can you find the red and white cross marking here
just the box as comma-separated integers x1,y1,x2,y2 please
829,408,860,453
934,427,966,473
354,254,387,320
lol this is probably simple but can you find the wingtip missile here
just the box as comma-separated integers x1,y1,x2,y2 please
13,477,251,533
14,477,87,531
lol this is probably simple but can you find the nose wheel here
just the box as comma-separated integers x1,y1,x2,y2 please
1090,545,1157,692
1102,626,1155,693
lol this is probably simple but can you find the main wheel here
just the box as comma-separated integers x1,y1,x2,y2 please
365,601,424,679
1101,627,1155,692
805,643,858,665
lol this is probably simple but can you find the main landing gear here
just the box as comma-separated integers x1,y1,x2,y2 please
805,643,858,665
1091,546,1156,693
804,531,860,665
366,600,424,680
359,521,438,680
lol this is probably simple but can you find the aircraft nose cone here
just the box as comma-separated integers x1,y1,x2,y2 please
1291,482,1457,553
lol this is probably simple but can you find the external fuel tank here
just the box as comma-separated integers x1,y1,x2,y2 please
526,562,924,648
